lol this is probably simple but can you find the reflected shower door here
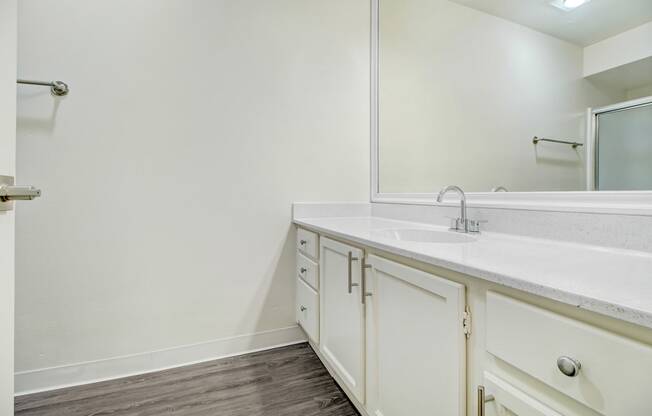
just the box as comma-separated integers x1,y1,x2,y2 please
596,101,652,191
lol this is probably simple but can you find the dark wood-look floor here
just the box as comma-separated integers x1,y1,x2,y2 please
15,343,359,416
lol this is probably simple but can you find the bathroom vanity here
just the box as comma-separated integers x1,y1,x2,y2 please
293,204,652,416
292,0,652,414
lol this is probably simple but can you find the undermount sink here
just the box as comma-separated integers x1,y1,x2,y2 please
373,228,476,244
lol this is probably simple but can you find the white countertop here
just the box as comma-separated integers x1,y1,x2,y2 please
294,215,652,330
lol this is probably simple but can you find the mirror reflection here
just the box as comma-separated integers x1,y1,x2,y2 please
378,0,652,193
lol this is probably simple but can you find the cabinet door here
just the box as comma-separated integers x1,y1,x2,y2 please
482,372,564,416
319,237,365,403
366,255,466,416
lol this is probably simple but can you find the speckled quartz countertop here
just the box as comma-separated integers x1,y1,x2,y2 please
293,215,652,330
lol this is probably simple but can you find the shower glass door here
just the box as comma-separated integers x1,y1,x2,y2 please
595,100,652,191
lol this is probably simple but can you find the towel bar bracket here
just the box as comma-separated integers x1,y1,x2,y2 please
17,79,69,96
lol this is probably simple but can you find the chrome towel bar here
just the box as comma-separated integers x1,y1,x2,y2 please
532,136,583,148
17,79,69,96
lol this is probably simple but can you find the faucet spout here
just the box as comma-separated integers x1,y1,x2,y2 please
436,185,465,203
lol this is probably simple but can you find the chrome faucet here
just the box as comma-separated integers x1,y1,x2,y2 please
436,185,483,233
437,185,468,232
491,186,509,192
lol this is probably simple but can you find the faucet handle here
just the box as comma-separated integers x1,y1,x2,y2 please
467,219,487,233
448,217,466,232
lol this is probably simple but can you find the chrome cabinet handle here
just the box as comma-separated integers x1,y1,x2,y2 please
300,305,307,312
477,386,494,416
0,185,41,201
557,356,581,377
362,259,372,304
478,386,486,416
0,176,41,211
347,251,359,293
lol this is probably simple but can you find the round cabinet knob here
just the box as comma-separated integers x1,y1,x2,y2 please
300,268,307,274
557,356,581,377
300,240,307,246
300,306,307,312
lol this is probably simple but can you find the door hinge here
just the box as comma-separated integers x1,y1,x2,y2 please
463,306,472,339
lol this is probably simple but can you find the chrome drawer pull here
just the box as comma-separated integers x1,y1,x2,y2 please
557,356,581,377
362,259,372,304
477,385,494,416
347,251,359,293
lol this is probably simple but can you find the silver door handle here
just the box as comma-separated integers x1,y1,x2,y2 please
0,185,41,201
477,386,494,416
347,251,359,293
362,259,372,304
0,176,41,211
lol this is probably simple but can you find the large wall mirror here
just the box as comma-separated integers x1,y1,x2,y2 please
372,0,652,211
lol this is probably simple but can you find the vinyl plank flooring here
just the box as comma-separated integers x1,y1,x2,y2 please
15,343,360,416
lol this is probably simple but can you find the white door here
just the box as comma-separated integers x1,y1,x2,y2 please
0,0,17,414
365,255,467,416
319,237,365,403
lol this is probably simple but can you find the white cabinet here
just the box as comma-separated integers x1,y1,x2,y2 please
482,372,564,416
295,227,652,416
365,255,467,416
319,237,366,403
297,228,319,259
296,227,320,344
296,277,319,343
297,252,319,290
486,291,652,416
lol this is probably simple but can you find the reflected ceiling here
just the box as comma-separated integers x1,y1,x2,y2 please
448,0,652,45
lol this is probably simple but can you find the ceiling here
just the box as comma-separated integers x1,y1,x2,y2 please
448,0,652,46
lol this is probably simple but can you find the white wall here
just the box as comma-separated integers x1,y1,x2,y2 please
378,0,622,193
15,0,369,391
584,21,652,77
0,0,16,409
583,20,652,101
627,84,652,100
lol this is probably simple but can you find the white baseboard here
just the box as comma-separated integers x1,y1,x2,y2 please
15,325,306,396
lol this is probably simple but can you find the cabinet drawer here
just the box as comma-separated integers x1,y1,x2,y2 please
296,278,319,343
486,291,652,415
483,372,563,416
297,252,318,290
296,228,318,259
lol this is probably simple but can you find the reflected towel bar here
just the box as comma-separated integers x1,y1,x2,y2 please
532,136,583,148
17,79,69,96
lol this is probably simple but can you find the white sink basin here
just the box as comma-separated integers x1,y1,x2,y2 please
373,228,476,244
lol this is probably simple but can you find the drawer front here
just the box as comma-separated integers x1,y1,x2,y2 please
296,228,318,259
296,278,319,343
486,291,652,415
297,252,318,290
483,372,563,416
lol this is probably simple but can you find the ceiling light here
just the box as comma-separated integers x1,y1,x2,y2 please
550,0,591,11
564,0,589,7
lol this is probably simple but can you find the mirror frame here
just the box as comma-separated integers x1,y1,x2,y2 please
370,0,652,215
